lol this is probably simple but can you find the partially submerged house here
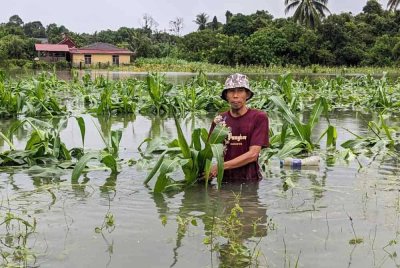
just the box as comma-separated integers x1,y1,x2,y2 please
69,43,133,67
35,36,133,67
35,35,76,63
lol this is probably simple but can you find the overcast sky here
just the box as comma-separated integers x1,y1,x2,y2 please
0,0,390,35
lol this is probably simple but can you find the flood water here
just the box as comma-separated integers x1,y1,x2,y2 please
2,107,400,267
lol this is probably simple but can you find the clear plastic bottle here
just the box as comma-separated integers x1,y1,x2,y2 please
280,156,320,169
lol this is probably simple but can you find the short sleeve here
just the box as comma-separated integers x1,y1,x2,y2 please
249,112,269,148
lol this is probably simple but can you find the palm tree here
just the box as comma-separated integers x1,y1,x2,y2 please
194,13,209,31
284,0,331,29
387,0,400,11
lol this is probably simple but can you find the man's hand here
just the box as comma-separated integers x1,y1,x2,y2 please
210,165,218,178
198,165,218,182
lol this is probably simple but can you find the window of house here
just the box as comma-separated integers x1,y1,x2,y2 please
112,55,119,65
84,54,91,65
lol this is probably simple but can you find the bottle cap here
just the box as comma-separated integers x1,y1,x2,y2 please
292,159,301,170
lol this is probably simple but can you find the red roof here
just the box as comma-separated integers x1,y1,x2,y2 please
35,44,70,52
58,37,76,48
69,43,133,55
69,49,133,55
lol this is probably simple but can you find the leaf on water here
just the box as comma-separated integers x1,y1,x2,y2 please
349,237,364,245
101,154,118,174
25,165,66,178
71,152,99,182
283,177,296,190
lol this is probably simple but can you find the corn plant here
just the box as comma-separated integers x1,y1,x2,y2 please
341,113,400,157
144,115,228,193
140,72,173,115
0,117,72,166
261,96,337,162
70,118,121,182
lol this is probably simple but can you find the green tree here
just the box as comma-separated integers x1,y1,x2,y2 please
225,10,233,24
244,27,290,66
364,34,399,66
46,23,69,43
284,0,331,29
209,34,245,65
194,13,209,31
210,16,220,31
179,30,219,61
223,13,256,37
0,35,33,60
363,0,383,15
23,21,46,38
8,15,24,26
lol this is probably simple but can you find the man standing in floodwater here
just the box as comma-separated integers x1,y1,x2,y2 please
208,73,269,181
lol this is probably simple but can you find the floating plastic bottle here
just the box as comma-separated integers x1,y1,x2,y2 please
280,156,320,170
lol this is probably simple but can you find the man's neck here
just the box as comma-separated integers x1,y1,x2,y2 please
230,106,248,117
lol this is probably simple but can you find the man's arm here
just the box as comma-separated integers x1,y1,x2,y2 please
210,145,261,177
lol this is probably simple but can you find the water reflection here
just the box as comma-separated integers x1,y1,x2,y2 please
153,181,271,267
100,174,117,195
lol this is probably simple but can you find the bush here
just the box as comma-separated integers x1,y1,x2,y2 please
55,60,70,69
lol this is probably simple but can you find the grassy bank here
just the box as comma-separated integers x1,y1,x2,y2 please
2,57,400,77
110,57,400,77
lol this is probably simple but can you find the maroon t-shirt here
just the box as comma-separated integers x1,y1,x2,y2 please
210,108,269,181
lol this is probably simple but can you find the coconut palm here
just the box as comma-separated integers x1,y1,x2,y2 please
284,0,331,29
387,0,400,11
194,13,209,31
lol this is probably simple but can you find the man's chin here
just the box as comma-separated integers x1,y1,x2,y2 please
230,104,243,110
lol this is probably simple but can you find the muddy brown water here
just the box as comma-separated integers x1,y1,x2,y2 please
1,108,400,268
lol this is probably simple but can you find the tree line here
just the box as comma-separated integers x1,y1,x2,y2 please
1,0,400,68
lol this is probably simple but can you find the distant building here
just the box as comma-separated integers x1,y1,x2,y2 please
69,43,133,67
34,36,133,67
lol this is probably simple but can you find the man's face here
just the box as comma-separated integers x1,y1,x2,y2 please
226,88,249,110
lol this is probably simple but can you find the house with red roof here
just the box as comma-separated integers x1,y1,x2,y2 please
69,42,134,67
35,35,134,67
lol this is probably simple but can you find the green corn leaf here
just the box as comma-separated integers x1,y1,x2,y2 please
203,159,212,186
270,96,307,142
101,154,118,174
144,152,166,184
379,114,394,144
191,128,202,151
71,152,99,182
280,123,288,145
111,129,123,155
209,124,229,144
173,116,191,158
53,136,61,158
182,157,196,184
198,143,213,173
59,143,72,161
25,131,42,151
276,139,304,158
154,174,170,193
75,116,86,148
0,131,15,150
308,97,324,130
200,128,209,143
211,144,224,189
341,139,367,150
326,125,337,148
153,158,181,192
